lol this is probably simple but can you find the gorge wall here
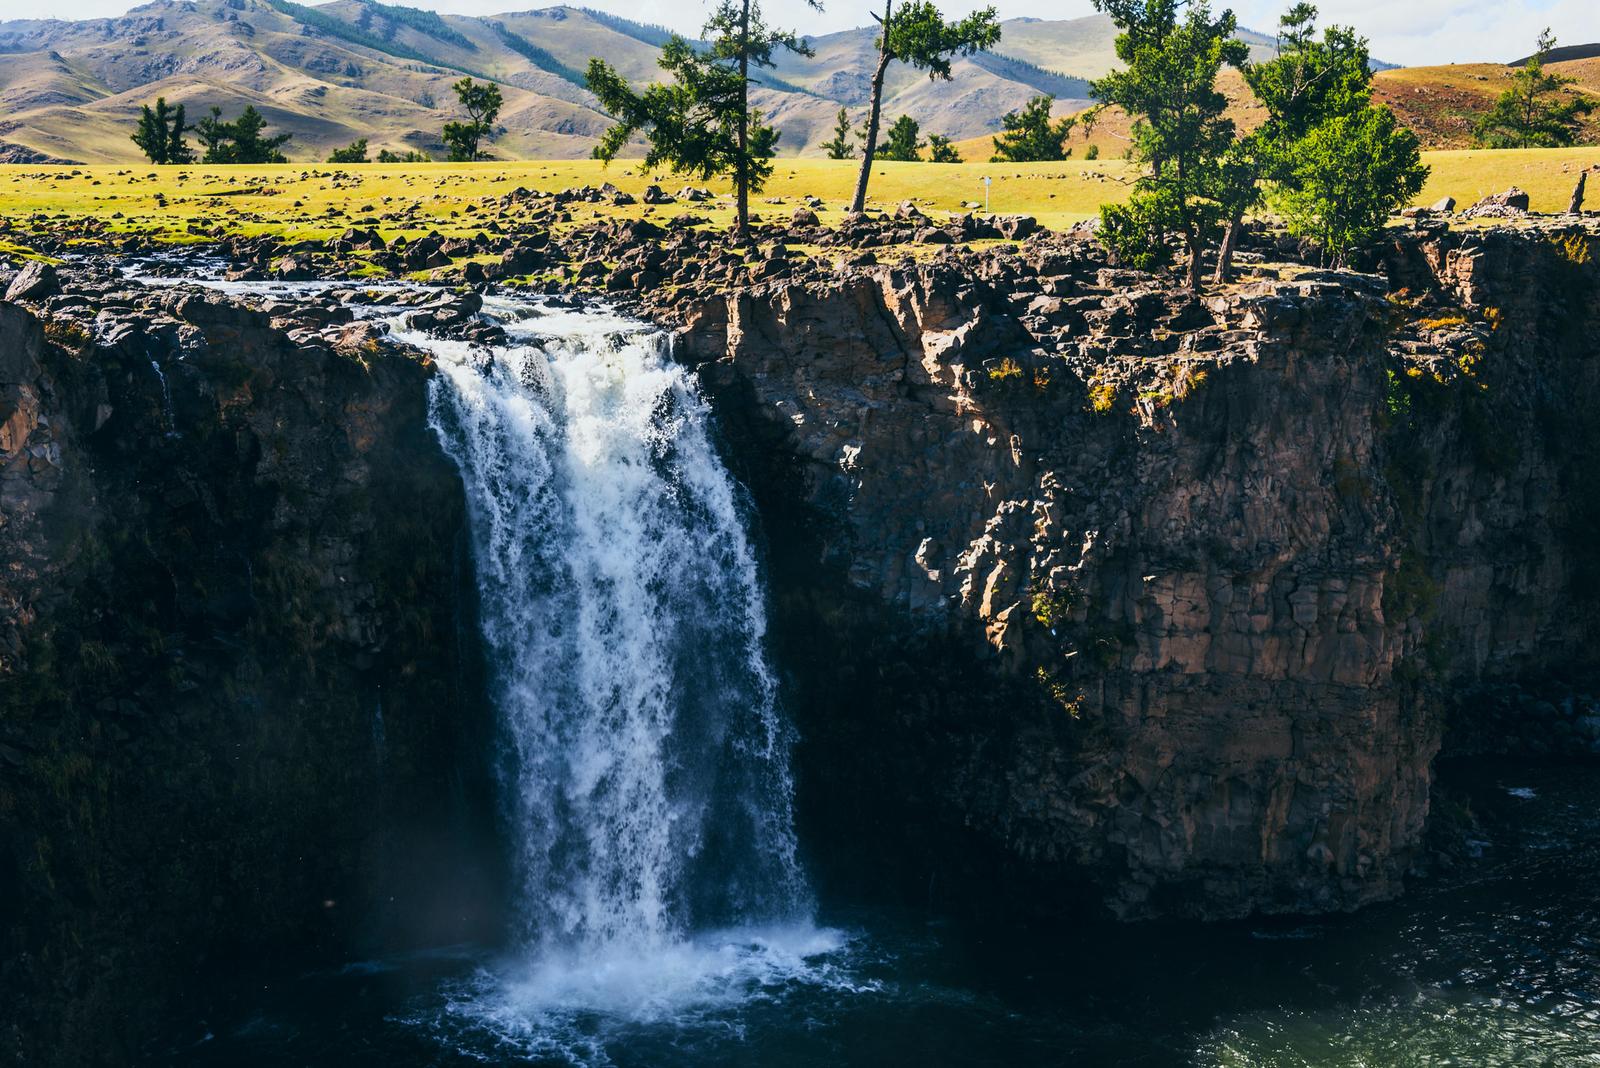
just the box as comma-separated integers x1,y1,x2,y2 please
671,221,1600,919
2,217,1598,1061
0,273,498,1064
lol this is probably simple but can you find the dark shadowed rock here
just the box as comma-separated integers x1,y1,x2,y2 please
5,260,59,302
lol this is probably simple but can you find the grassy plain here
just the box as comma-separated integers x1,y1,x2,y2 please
0,148,1595,252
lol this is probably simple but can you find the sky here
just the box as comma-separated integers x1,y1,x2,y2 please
0,0,1593,67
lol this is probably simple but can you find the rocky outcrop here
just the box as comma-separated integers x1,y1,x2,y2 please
674,219,1600,919
0,272,496,1065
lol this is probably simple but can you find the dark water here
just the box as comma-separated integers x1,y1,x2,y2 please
148,759,1600,1067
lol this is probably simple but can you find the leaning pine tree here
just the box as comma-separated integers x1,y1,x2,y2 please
587,0,818,238
850,1,1000,212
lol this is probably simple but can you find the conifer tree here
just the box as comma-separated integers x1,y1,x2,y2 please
1476,29,1595,148
989,94,1075,162
442,78,503,161
850,1,1000,211
879,115,924,160
131,98,193,164
1091,0,1248,290
588,0,819,237
821,107,856,158
196,106,292,164
327,139,369,163
926,133,962,162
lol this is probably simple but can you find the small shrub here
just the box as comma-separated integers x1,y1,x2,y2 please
1088,379,1117,413
988,357,1025,382
1032,587,1080,629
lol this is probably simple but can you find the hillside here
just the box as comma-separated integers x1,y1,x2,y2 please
951,56,1600,162
0,2,1296,164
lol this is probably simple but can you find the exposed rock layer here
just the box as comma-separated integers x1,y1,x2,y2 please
672,220,1600,919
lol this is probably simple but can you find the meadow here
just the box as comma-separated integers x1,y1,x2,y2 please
0,148,1595,252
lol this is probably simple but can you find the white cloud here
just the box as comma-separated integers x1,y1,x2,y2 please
0,0,1590,67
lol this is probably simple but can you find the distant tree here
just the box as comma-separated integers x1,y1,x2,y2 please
821,107,857,158
131,97,193,164
879,114,924,160
327,138,370,163
1476,29,1595,148
1275,105,1425,265
441,77,503,161
588,0,818,238
377,148,432,162
196,105,292,164
927,132,962,162
1090,0,1248,291
989,94,1075,162
850,1,1001,211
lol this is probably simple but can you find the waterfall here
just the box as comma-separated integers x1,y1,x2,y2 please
414,299,810,960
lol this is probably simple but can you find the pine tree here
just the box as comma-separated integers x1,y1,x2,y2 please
1476,29,1595,148
926,133,962,162
442,78,503,161
879,115,924,160
1090,0,1248,291
588,0,817,238
821,107,856,158
196,106,291,164
989,94,1075,162
327,139,370,163
850,1,1000,211
131,98,192,164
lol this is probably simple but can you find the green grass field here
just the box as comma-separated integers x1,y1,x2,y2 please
0,148,1594,250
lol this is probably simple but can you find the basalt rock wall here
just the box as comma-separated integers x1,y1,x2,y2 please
0,277,497,1065
673,222,1600,920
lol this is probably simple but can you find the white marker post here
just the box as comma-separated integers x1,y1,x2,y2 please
983,175,992,213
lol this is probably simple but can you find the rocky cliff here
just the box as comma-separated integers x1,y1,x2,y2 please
3,216,1597,1060
672,219,1600,919
0,271,497,1064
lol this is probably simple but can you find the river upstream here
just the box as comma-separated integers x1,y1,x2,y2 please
135,286,1600,1068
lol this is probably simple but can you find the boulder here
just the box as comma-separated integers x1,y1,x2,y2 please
1462,187,1531,218
1429,196,1456,213
5,260,59,302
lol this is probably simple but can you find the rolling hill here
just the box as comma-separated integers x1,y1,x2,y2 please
0,0,1592,165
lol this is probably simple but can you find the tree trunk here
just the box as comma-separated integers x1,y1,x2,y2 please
1185,224,1202,292
1569,170,1588,215
849,0,893,215
736,0,751,239
1213,212,1242,286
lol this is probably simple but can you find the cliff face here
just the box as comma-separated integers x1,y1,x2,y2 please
0,276,496,1064
676,221,1600,919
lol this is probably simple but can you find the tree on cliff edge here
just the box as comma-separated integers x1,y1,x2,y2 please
1091,0,1247,291
849,1,1000,212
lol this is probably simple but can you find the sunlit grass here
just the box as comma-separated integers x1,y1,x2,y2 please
0,148,1591,251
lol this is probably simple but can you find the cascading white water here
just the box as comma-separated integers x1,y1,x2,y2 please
405,298,832,1044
